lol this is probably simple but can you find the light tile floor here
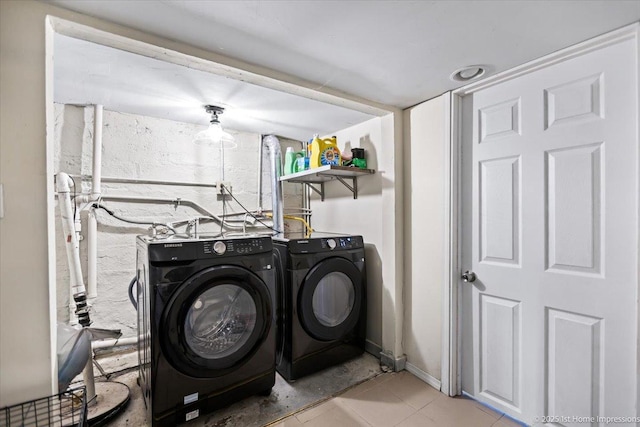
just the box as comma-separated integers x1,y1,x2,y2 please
268,371,524,427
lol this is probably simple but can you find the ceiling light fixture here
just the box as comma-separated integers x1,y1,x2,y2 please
193,105,236,147
449,65,487,82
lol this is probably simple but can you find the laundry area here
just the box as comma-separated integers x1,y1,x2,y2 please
41,21,393,427
2,2,640,427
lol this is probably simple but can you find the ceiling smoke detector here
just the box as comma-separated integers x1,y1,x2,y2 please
450,65,487,82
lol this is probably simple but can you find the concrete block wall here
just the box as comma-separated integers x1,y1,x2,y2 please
54,104,303,337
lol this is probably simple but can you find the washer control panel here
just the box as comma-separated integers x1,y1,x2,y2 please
145,236,272,262
202,237,271,257
213,241,226,255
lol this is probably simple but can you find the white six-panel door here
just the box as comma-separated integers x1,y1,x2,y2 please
460,34,638,426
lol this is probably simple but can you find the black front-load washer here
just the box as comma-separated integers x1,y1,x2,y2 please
136,234,276,427
273,232,367,381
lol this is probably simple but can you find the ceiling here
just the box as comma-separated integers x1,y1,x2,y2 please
49,0,640,138
54,34,376,141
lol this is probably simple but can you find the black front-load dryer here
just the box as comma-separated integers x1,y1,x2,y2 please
273,233,366,382
136,234,276,427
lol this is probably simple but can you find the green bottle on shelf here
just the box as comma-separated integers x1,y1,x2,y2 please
284,147,306,174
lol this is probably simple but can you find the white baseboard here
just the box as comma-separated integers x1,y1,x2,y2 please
405,362,442,391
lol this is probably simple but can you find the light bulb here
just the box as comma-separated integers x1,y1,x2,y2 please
206,122,224,142
193,122,236,147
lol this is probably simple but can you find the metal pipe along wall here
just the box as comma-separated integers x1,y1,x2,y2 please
263,135,284,236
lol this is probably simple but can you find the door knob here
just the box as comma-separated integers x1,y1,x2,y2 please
462,270,476,283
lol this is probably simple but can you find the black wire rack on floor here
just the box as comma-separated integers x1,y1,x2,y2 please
0,385,87,427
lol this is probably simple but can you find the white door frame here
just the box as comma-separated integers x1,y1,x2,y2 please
441,22,640,399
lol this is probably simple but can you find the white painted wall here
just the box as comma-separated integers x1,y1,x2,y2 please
307,112,404,359
402,94,447,382
304,118,384,349
53,104,302,338
1,0,58,406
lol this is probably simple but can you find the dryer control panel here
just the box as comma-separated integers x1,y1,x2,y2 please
287,235,364,254
321,237,361,250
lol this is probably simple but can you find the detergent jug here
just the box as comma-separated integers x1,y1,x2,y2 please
310,135,341,168
284,147,306,175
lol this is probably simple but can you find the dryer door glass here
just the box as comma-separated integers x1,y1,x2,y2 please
298,256,364,341
312,272,354,327
184,284,257,360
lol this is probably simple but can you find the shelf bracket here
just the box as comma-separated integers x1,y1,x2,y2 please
305,182,325,201
335,176,358,199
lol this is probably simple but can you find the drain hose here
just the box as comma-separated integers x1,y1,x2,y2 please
128,276,138,310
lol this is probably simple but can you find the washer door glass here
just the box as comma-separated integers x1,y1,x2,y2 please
184,284,257,360
312,272,354,327
161,265,272,377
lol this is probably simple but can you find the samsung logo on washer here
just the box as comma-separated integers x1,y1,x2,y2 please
164,243,183,248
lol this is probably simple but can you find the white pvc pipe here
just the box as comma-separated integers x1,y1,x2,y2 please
92,105,103,199
82,355,96,406
87,210,98,299
58,173,96,403
87,105,103,299
91,336,137,350
57,172,86,299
